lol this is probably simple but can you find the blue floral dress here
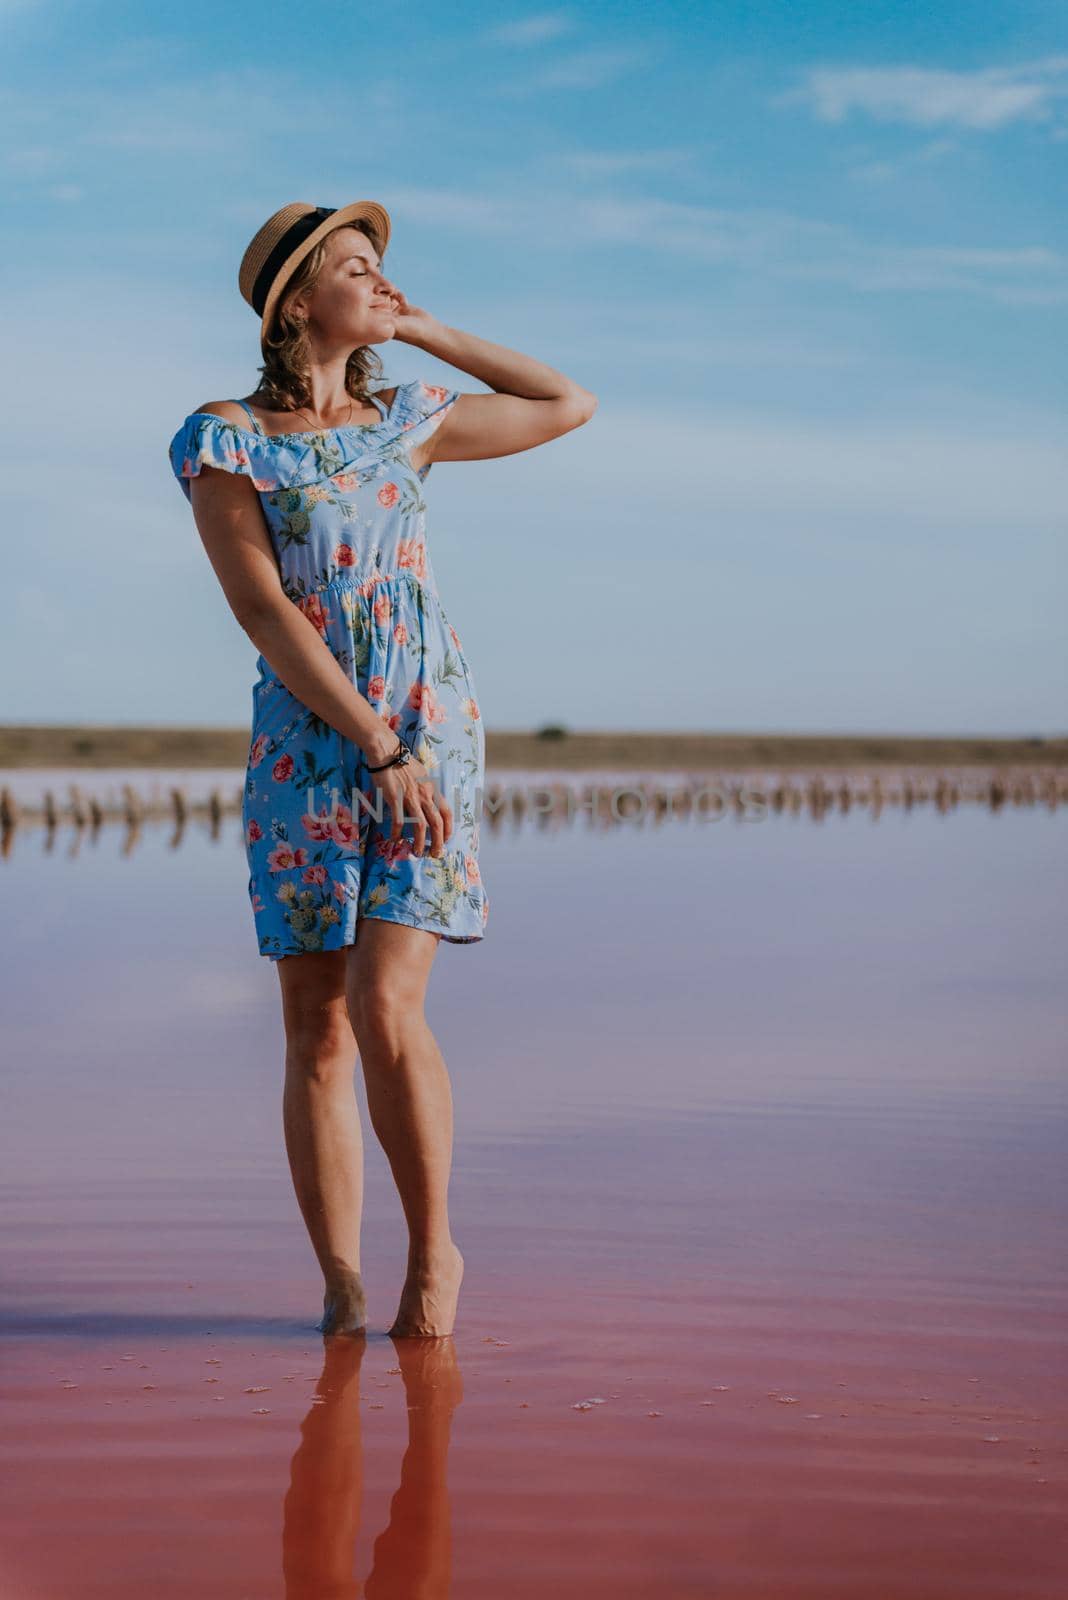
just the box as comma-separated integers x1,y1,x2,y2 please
167,378,489,960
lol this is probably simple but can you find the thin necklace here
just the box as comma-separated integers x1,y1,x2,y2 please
290,395,356,432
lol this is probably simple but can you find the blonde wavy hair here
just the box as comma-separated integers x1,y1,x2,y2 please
254,222,387,414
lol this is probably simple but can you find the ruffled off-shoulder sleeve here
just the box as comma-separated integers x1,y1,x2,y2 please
167,412,283,501
395,379,462,480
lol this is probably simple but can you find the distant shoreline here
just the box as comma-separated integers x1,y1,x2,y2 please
1,725,1064,771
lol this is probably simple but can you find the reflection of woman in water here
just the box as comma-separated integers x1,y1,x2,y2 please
283,1336,462,1598
167,200,596,1336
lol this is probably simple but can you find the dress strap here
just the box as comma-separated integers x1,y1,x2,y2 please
231,398,266,435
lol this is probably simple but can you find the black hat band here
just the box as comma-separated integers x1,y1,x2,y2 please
251,206,336,317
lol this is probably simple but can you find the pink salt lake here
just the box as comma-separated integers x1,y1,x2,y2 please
0,767,1065,1598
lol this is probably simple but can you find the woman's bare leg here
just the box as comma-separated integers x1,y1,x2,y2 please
276,949,367,1335
346,919,465,1338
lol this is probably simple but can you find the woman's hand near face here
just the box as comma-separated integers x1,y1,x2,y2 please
382,285,438,345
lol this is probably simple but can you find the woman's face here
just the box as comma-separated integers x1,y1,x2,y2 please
290,226,399,347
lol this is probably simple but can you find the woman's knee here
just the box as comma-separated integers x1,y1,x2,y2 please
348,971,426,1054
284,1002,355,1070
277,952,356,1072
346,927,437,1051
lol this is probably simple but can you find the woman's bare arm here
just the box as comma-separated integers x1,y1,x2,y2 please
399,317,598,466
187,451,399,767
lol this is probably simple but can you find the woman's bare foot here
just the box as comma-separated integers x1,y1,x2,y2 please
388,1242,464,1338
318,1265,367,1336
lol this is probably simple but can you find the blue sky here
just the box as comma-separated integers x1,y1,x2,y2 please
2,0,1065,734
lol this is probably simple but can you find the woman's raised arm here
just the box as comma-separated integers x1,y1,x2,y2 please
395,313,598,466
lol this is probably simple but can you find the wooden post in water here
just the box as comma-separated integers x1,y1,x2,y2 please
121,784,142,827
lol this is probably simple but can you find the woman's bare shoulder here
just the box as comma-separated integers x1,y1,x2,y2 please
189,400,250,426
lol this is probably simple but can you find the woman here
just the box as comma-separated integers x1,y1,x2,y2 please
167,199,597,1339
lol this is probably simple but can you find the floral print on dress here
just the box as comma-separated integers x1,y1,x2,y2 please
168,378,489,959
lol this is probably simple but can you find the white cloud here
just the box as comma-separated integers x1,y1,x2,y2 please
382,185,1068,306
3,142,64,175
845,135,960,184
485,12,575,47
782,233,1066,304
778,55,1068,131
0,66,354,162
495,45,650,94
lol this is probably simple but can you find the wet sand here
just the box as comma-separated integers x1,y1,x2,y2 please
0,781,1065,1596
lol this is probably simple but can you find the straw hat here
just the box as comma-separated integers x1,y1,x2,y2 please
238,199,392,350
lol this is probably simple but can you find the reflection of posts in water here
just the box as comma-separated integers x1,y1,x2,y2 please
281,1334,462,1600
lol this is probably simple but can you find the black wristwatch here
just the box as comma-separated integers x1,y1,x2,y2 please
366,736,412,774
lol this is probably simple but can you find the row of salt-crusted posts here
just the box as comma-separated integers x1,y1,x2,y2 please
475,769,1066,831
0,782,244,838
0,771,1065,841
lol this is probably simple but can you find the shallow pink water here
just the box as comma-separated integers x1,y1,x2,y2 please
1,782,1065,1596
